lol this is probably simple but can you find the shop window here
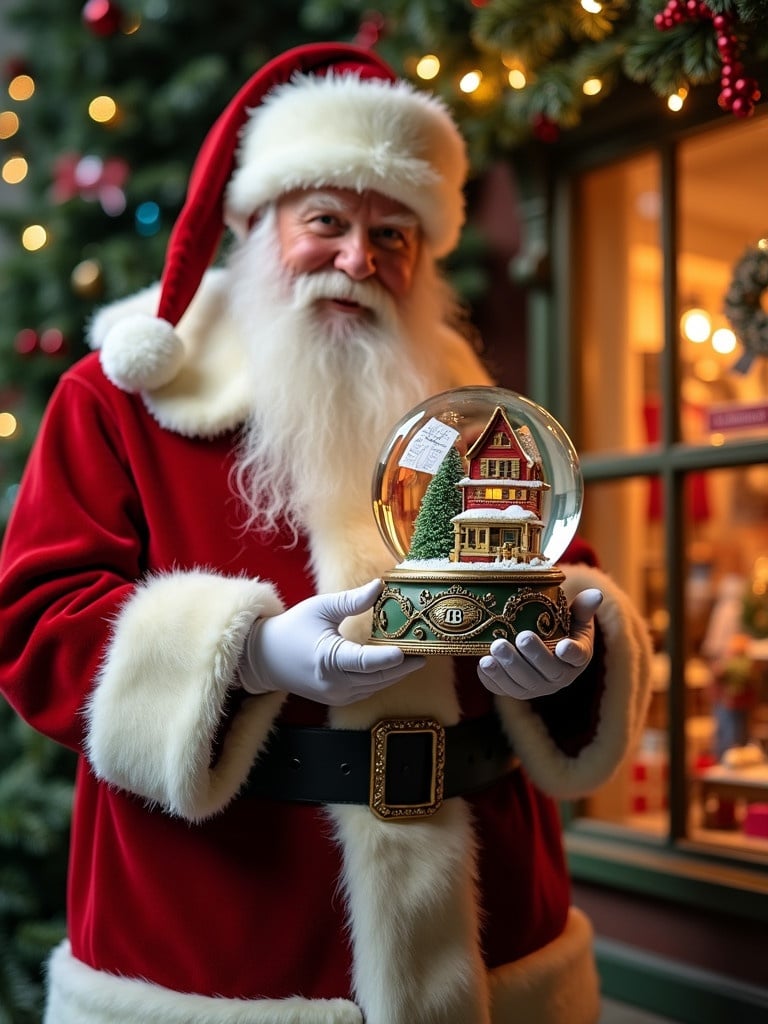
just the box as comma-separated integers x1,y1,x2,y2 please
578,476,671,838
569,114,768,860
575,150,663,456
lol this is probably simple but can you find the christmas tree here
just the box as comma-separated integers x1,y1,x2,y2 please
2,1,768,1018
407,446,466,560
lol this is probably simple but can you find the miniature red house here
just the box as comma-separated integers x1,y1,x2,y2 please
452,406,550,564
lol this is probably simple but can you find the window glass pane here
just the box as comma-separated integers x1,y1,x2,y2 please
575,470,768,854
575,478,669,836
678,116,768,445
574,152,663,454
688,468,768,854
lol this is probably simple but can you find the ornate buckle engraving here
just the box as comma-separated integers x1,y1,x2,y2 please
369,718,445,821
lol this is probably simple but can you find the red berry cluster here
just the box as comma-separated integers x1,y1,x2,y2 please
654,0,761,118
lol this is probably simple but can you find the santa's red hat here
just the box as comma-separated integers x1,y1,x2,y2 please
99,42,468,393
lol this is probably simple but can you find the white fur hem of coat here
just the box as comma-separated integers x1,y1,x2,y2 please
85,569,286,821
44,908,598,1024
494,563,653,799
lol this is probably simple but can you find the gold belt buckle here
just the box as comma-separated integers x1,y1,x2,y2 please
369,718,446,821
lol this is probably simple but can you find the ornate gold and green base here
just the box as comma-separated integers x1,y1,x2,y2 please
370,567,570,655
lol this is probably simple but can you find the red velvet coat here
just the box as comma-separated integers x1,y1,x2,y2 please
0,277,651,1024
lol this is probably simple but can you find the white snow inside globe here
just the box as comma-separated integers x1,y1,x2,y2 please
372,386,583,569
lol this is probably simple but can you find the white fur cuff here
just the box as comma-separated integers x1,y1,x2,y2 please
85,570,286,820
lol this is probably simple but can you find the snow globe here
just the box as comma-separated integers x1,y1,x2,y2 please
370,386,583,654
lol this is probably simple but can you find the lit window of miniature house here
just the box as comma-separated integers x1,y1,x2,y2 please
452,406,550,564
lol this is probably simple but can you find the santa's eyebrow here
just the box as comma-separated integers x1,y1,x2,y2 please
293,192,419,230
376,211,419,230
294,192,348,216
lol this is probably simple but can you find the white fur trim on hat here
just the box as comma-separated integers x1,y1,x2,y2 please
226,73,468,257
99,313,185,393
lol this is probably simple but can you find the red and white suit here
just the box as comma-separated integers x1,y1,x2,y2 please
0,270,651,1024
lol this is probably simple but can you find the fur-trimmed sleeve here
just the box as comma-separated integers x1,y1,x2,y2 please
85,570,287,821
494,563,652,799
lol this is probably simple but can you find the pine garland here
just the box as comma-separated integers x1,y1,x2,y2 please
303,0,768,161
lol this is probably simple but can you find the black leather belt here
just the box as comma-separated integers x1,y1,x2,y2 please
242,712,518,821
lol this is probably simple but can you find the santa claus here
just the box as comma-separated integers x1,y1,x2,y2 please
0,42,651,1024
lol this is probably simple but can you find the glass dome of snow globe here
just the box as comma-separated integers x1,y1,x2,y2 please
369,386,583,655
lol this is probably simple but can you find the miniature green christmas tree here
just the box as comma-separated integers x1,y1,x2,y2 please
407,445,465,561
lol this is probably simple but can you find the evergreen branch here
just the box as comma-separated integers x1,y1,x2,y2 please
623,24,720,93
733,0,768,19
498,61,598,129
569,37,628,89
472,0,577,69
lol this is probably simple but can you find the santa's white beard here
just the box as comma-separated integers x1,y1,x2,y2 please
227,209,464,539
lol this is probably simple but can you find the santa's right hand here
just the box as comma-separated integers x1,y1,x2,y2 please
237,579,425,706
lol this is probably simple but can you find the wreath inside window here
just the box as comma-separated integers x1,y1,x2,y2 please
724,243,768,373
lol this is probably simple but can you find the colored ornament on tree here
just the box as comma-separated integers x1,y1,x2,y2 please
724,243,768,373
654,0,761,118
531,113,560,144
52,153,129,216
81,0,124,37
354,11,385,49
12,327,66,358
13,328,39,357
39,328,67,356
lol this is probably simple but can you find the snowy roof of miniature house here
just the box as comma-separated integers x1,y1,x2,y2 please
464,407,542,467
451,505,543,523
457,476,549,489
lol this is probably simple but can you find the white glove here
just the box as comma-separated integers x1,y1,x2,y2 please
477,588,603,699
239,578,425,706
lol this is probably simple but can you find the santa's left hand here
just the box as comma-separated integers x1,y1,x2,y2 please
477,588,603,699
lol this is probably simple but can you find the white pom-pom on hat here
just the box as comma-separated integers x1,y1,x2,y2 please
100,314,185,393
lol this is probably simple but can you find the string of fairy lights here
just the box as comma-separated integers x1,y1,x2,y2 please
409,0,733,114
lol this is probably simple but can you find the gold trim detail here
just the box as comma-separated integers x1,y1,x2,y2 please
369,718,446,821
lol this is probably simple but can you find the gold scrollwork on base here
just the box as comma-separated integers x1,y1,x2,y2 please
371,571,570,655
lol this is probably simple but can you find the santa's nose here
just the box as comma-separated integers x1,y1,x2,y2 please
334,231,376,280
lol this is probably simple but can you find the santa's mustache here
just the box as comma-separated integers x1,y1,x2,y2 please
290,271,397,327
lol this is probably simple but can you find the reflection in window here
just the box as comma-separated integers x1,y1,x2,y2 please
574,152,663,456
686,470,768,852
678,116,768,446
576,470,768,853
576,478,669,836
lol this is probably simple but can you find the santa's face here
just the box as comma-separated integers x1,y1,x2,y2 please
227,198,459,538
276,187,422,311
